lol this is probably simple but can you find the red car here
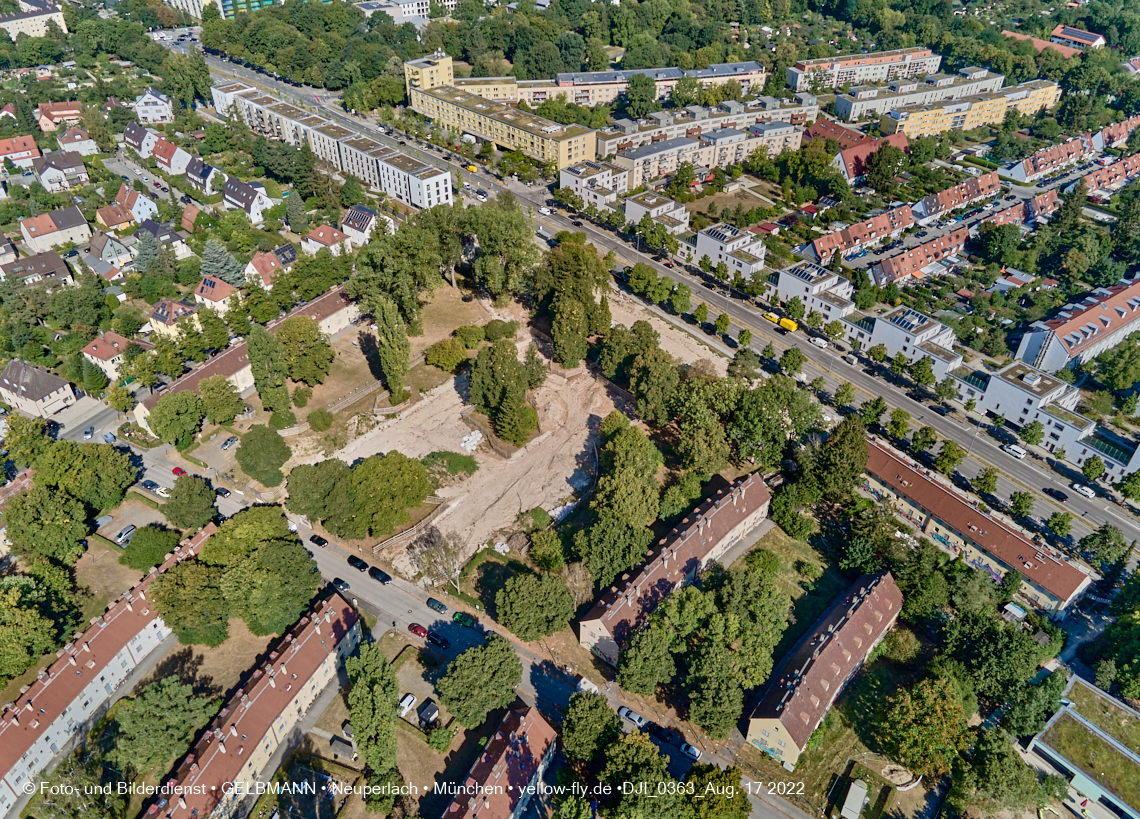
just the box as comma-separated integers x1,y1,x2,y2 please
408,623,428,638
172,467,187,476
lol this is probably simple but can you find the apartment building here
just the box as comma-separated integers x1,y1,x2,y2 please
840,305,962,379
408,83,594,169
580,474,770,664
676,222,768,279
835,67,1004,122
870,226,970,285
613,127,795,188
832,133,909,185
161,0,274,19
765,260,855,322
864,440,1092,612
1094,114,1140,151
360,0,431,26
19,206,90,253
747,573,900,770
0,530,215,816
913,170,1002,221
375,148,453,209
213,83,328,151
803,117,869,149
0,0,66,41
980,190,1061,227
1004,136,1095,183
1051,24,1105,50
31,151,88,192
595,96,818,158
146,595,362,819
0,359,74,417
787,47,941,92
623,191,690,235
881,80,1062,139
0,134,40,168
810,205,916,264
558,160,629,212
1078,152,1140,194
1017,277,1140,371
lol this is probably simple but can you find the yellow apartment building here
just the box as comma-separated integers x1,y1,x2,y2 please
881,80,1062,138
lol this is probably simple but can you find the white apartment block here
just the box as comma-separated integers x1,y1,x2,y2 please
595,96,818,158
841,305,962,380
614,128,797,188
1016,278,1140,371
524,62,769,108
0,529,216,816
376,149,452,208
0,0,66,41
676,222,767,279
623,191,689,235
834,67,1004,122
787,47,942,92
559,160,629,212
765,261,855,323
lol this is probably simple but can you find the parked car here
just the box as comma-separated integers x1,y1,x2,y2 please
115,524,137,544
215,486,231,498
83,425,94,439
220,435,239,451
931,405,952,417
172,466,187,476
180,194,191,204
538,207,551,215
618,706,646,728
347,555,368,572
102,431,116,444
1000,444,1027,460
453,611,477,628
310,534,329,547
1044,487,1068,502
645,722,682,745
1072,483,1096,499
427,632,450,650
399,693,417,716
368,566,392,585
427,598,448,613
408,623,428,638
680,743,702,761
153,485,170,498
333,577,350,591
810,337,828,350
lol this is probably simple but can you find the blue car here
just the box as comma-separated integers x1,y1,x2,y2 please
102,431,116,444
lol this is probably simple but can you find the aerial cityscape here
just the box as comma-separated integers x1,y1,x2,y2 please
0,1,1139,819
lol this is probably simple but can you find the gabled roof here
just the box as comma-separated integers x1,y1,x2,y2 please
872,226,969,283
1002,30,1081,59
0,135,40,157
181,204,200,233
0,358,70,401
37,100,82,120
195,275,236,304
49,205,88,231
1039,278,1140,355
96,203,133,228
31,150,84,174
57,127,91,145
185,155,215,182
272,243,297,267
138,219,179,244
82,331,149,361
135,87,170,104
122,121,151,146
149,297,197,327
115,182,140,209
247,250,283,287
1050,24,1104,45
803,117,869,150
812,205,916,260
0,249,69,283
151,137,180,165
836,132,909,180
917,170,1001,217
305,225,350,247
342,204,376,233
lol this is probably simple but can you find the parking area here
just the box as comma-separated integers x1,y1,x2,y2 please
394,647,453,731
49,395,124,442
96,496,168,545
193,429,242,474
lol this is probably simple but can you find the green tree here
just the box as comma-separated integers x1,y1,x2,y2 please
5,486,88,564
974,467,999,496
286,459,353,525
351,451,433,538
235,425,292,487
81,358,109,393
35,753,127,819
107,384,135,413
5,415,51,467
687,641,743,738
784,296,805,321
686,764,751,819
1003,671,1069,737
694,302,708,323
198,374,244,425
1082,455,1105,482
944,610,1052,700
247,323,290,414
835,382,855,407
625,72,656,117
286,188,308,233
935,378,957,403
0,573,62,682
134,227,160,274
346,642,400,785
629,347,680,426
779,346,804,376
437,636,522,728
1009,491,1035,518
878,677,968,777
120,525,182,572
868,344,888,363
714,313,730,334
200,238,244,286
562,691,622,764
111,676,218,773
34,441,137,511
163,475,217,530
277,316,334,386
864,142,907,194
737,328,752,347
616,623,676,696
727,349,761,381
1019,420,1045,447
935,440,966,475
148,390,205,449
1119,470,1140,502
762,342,775,360
911,356,936,389
950,728,1058,814
887,408,911,440
496,572,575,641
1048,511,1072,538
372,292,412,398
150,560,229,646
911,425,937,454
861,396,888,426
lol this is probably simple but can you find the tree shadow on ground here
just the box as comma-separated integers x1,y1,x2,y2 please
149,646,219,697
358,330,384,382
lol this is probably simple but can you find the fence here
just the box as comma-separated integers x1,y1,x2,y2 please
371,496,449,556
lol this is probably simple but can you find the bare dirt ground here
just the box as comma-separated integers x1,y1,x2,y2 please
609,293,727,375
137,618,273,697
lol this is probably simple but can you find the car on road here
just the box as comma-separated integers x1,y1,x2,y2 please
83,425,94,439
931,405,952,417
102,431,116,444
618,706,646,728
571,219,583,227
221,435,239,451
539,207,551,215
347,555,368,572
1000,444,1027,460
172,466,187,476
917,230,929,238
645,723,682,745
1044,487,1068,502
1072,483,1096,499
453,611,477,628
120,175,130,182
680,742,702,761
427,597,448,613
215,486,231,498
310,534,329,547
810,337,828,350
368,566,393,584
465,164,477,172
408,623,428,638
115,524,136,545
427,632,450,650
333,577,350,591
153,181,162,189
142,479,161,492
141,176,149,182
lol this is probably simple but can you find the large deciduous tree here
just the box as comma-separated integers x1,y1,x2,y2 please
878,677,968,777
111,676,218,774
277,316,334,386
247,323,291,414
235,425,291,488
495,573,575,641
163,475,218,530
437,636,522,728
346,643,400,787
148,390,206,449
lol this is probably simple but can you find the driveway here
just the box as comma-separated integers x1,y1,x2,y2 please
51,395,125,442
97,495,168,544
102,155,174,203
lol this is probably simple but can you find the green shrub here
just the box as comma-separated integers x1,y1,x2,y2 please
293,386,312,408
518,506,551,532
529,529,565,572
880,627,920,664
483,319,519,342
425,338,469,372
309,408,333,431
421,450,478,482
120,525,181,571
270,409,297,429
455,324,485,349
427,727,456,753
797,560,824,583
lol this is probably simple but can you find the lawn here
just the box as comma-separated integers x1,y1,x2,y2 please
1041,712,1140,810
1064,679,1140,755
460,548,532,616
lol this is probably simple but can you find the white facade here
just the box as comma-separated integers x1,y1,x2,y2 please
134,89,174,124
559,160,629,212
766,261,855,323
623,191,690,234
841,305,962,379
374,150,452,209
677,222,767,279
834,68,1004,122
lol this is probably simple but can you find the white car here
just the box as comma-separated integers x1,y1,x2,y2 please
154,486,170,498
1071,483,1096,499
539,207,552,215
618,706,646,728
399,693,417,716
810,337,828,350
680,742,702,761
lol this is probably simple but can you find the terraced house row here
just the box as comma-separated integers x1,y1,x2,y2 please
210,82,451,209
